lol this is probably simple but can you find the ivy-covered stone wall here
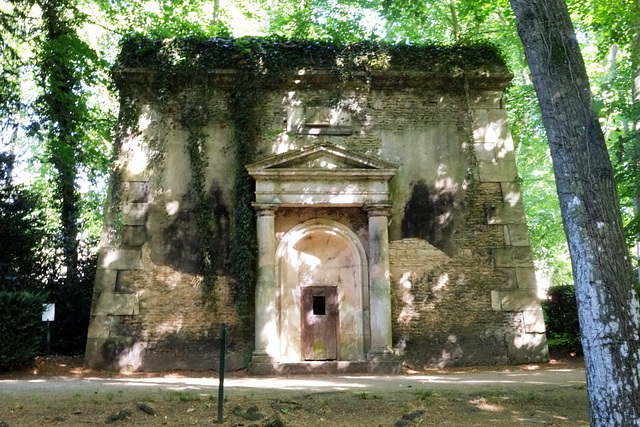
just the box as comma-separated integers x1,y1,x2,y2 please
84,38,547,371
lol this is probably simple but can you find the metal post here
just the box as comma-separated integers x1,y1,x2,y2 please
217,323,227,424
46,321,51,356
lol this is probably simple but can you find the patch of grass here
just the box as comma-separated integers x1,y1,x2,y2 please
521,391,541,402
353,391,377,400
105,392,115,402
413,389,433,400
170,391,201,402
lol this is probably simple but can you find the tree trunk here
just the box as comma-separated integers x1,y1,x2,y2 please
448,1,459,42
40,0,80,286
509,0,640,425
212,0,220,26
632,0,640,283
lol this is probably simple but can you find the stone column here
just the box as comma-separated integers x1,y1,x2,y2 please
365,203,394,359
252,203,278,362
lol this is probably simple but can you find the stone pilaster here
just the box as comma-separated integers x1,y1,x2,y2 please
365,203,394,359
252,203,278,362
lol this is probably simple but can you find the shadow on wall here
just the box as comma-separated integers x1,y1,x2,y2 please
99,328,251,372
154,185,231,275
401,180,459,256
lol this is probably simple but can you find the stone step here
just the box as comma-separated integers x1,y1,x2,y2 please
247,360,402,375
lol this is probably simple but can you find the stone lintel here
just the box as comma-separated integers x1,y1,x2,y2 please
249,168,397,180
93,292,139,316
491,289,540,312
493,246,533,268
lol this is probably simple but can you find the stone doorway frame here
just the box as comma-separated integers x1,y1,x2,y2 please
277,219,369,362
247,143,397,369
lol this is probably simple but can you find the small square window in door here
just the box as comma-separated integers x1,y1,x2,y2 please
302,286,338,360
313,296,326,315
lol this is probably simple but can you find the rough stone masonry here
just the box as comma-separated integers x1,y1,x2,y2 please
85,40,548,372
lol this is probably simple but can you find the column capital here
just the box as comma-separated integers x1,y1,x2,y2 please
252,203,278,215
364,203,391,216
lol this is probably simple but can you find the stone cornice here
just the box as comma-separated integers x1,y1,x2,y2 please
117,68,513,92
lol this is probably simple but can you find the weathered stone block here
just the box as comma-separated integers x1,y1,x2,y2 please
498,268,518,288
469,91,504,109
473,108,511,144
493,246,533,267
491,289,539,311
472,109,489,142
93,269,118,293
123,181,151,204
490,290,502,311
120,138,150,181
506,332,549,364
523,310,546,333
507,224,531,246
98,248,143,270
122,203,149,225
94,292,139,316
516,267,537,289
86,314,118,339
503,225,511,245
478,159,517,182
485,110,510,144
500,181,522,205
122,225,147,247
474,142,496,163
486,202,526,225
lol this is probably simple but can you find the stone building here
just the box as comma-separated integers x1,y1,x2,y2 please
84,39,548,372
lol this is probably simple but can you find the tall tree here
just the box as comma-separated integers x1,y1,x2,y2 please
509,0,640,424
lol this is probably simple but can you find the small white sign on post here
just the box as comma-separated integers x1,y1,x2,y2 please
42,303,55,322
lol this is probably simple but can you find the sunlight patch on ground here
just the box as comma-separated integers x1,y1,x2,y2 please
469,398,504,412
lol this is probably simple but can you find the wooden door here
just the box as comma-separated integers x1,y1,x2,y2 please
301,286,338,360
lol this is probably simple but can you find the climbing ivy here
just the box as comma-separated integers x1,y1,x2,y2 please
178,100,219,304
112,35,509,312
115,36,508,78
229,83,259,313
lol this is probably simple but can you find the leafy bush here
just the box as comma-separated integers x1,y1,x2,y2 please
47,248,96,355
542,285,582,355
0,152,46,293
0,291,47,370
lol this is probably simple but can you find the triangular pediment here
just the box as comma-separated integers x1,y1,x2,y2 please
246,142,397,172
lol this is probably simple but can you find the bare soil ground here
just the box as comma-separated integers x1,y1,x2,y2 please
0,355,590,427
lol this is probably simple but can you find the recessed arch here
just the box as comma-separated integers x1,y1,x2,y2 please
276,219,369,362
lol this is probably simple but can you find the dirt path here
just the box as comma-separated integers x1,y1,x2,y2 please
0,357,590,426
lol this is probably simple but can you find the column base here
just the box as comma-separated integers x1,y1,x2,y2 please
249,350,277,364
367,348,398,362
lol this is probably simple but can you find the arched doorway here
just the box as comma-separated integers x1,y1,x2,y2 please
277,220,369,362
247,143,397,371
